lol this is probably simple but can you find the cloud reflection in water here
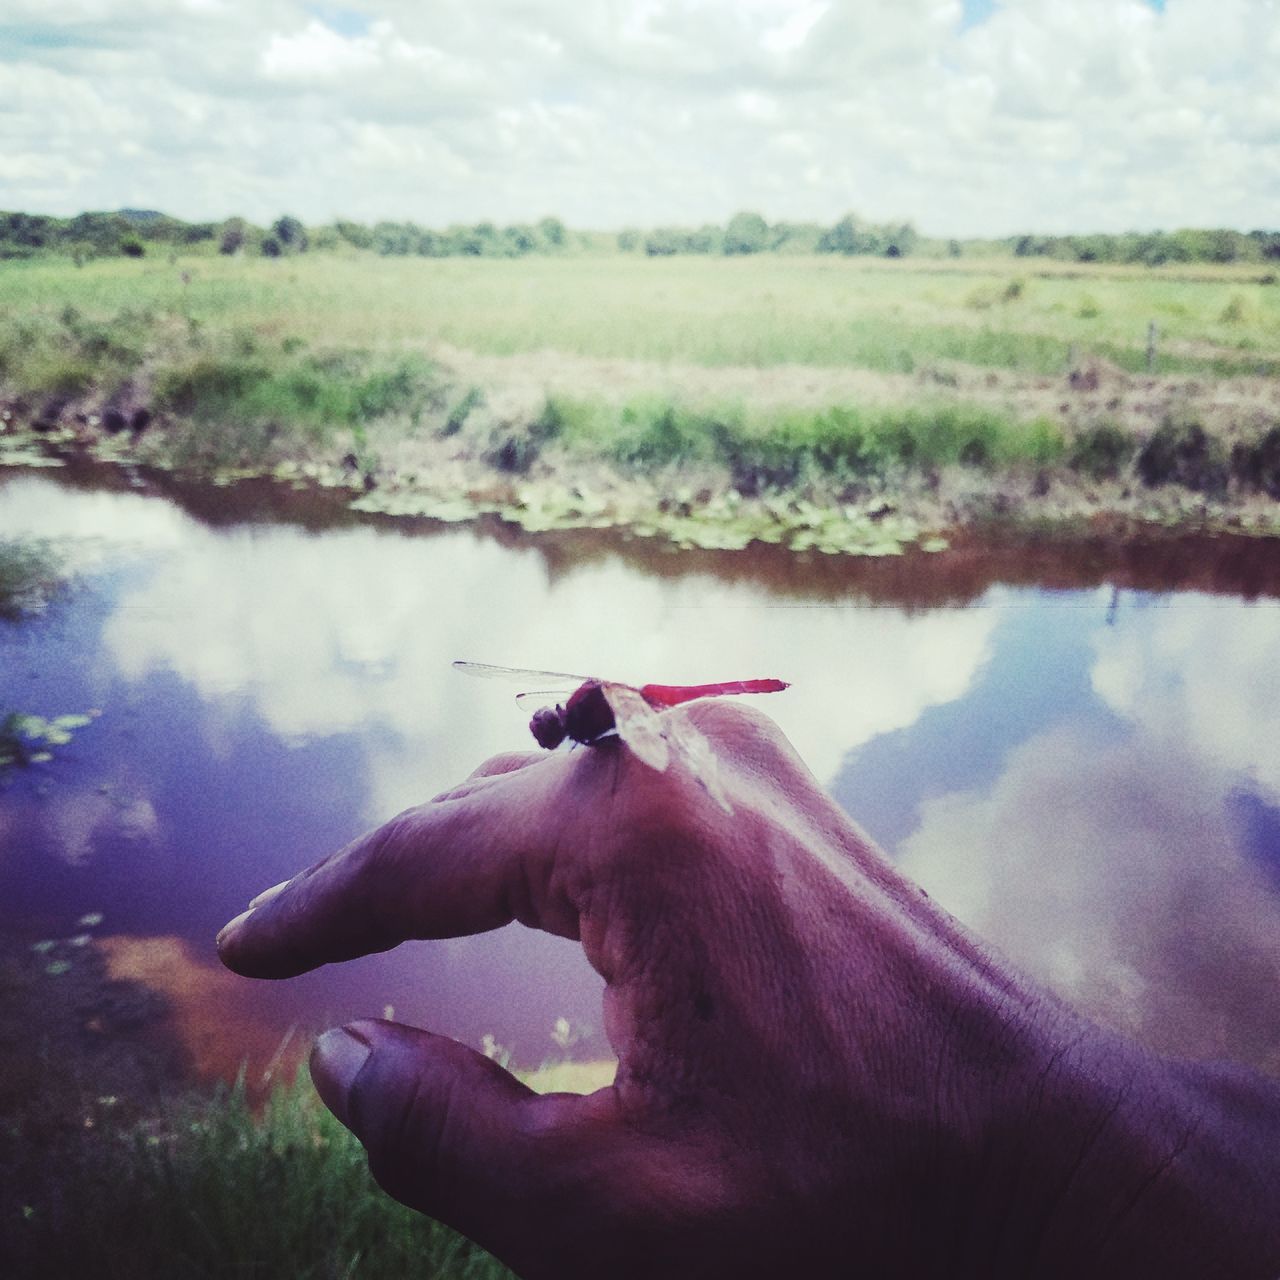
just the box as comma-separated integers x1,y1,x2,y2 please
3,473,1000,1070
897,595,1280,1074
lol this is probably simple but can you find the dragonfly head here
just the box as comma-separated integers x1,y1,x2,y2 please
529,705,567,750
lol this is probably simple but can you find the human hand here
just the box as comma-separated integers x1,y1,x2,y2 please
217,703,1280,1279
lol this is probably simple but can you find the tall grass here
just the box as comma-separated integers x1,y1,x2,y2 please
2,253,1277,378
537,393,1065,485
7,1072,512,1280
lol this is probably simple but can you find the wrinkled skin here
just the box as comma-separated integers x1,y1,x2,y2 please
218,703,1280,1279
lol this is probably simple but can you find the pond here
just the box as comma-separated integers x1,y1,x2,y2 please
2,464,1278,1084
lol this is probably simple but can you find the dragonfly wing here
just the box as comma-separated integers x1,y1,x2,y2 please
667,717,732,814
514,689,576,709
601,683,670,772
453,661,595,683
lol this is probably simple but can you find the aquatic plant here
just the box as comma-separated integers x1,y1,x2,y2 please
0,538,65,620
0,711,94,768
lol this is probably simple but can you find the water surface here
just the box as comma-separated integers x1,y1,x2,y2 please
2,466,1278,1080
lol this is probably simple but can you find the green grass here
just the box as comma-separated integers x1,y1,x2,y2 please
4,253,1279,526
6,1072,513,1280
2,252,1278,379
539,393,1066,484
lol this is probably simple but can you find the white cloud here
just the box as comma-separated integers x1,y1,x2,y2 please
260,19,386,79
0,0,1276,234
1091,597,1280,796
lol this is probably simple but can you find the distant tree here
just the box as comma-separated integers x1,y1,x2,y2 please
218,217,249,255
372,221,413,255
333,220,374,250
538,216,567,249
644,228,681,257
450,222,500,256
306,225,341,251
1250,230,1280,261
617,228,641,252
882,222,918,257
120,238,145,258
260,234,283,258
416,228,447,256
723,210,769,255
1201,228,1242,264
687,224,722,254
271,215,308,253
818,214,863,255
503,224,539,255
770,222,824,254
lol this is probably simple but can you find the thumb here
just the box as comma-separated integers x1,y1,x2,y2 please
310,1020,628,1276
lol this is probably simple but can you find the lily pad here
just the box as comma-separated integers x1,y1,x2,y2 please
0,448,65,469
350,491,482,522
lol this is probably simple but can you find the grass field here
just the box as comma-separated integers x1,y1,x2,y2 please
2,251,1278,378
3,251,1280,550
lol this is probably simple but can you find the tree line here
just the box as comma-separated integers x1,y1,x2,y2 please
1010,228,1280,266
1,207,1277,265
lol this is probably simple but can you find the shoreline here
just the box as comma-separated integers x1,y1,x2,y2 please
3,252,1278,556
6,373,1280,558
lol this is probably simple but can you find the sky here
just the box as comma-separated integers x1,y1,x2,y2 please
0,0,1276,236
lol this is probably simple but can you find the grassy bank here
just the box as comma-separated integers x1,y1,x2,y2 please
0,925,612,1280
7,1071,512,1280
3,253,1280,553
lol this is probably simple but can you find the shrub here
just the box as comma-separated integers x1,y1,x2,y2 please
1219,293,1254,324
1230,425,1280,499
1136,419,1228,494
1069,423,1135,481
218,217,249,255
440,386,484,437
723,211,770,256
271,215,308,253
484,395,573,473
155,356,271,418
610,400,708,467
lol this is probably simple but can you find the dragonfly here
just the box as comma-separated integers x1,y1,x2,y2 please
453,661,790,811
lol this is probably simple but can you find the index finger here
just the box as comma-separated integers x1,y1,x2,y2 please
215,753,591,980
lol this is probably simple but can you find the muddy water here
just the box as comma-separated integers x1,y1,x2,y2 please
1,465,1278,1082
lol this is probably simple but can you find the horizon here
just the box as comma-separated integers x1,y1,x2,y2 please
0,1,1274,238
5,205,1277,243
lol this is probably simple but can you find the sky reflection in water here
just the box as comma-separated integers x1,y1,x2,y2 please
1,470,1277,1078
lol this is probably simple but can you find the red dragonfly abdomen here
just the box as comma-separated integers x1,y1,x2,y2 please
638,678,789,709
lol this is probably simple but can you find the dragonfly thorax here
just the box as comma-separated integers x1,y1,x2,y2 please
564,681,616,745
